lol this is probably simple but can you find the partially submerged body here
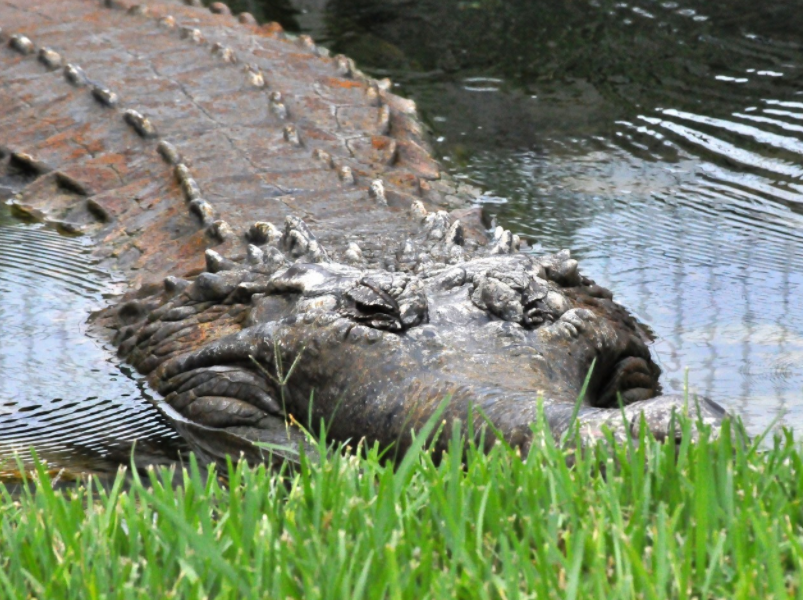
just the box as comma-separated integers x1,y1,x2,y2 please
0,0,724,464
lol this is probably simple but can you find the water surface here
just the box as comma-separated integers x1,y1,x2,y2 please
273,0,803,432
0,201,181,477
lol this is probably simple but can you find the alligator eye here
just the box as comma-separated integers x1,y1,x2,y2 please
472,273,562,330
342,277,428,332
343,279,404,331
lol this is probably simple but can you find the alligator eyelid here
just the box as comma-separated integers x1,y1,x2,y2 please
358,278,400,315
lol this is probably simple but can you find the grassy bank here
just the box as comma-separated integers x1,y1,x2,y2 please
1,414,802,599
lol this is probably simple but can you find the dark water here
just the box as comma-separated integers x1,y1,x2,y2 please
267,0,803,432
0,202,181,478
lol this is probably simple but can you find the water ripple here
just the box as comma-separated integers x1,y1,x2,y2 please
0,210,181,477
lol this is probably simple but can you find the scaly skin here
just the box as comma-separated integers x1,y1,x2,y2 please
0,0,725,462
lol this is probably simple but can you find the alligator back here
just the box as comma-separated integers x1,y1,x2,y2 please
0,0,480,289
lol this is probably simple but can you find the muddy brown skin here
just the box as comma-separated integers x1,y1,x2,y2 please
0,0,724,460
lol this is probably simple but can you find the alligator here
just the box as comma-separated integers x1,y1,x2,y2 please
0,0,725,464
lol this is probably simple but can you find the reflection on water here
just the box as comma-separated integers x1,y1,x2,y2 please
281,0,803,433
0,205,181,478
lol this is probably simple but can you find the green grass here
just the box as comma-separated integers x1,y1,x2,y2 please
1,412,803,599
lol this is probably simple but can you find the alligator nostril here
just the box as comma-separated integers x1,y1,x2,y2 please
118,300,145,325
595,355,660,408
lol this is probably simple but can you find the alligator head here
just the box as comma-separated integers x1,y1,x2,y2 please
110,209,725,457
